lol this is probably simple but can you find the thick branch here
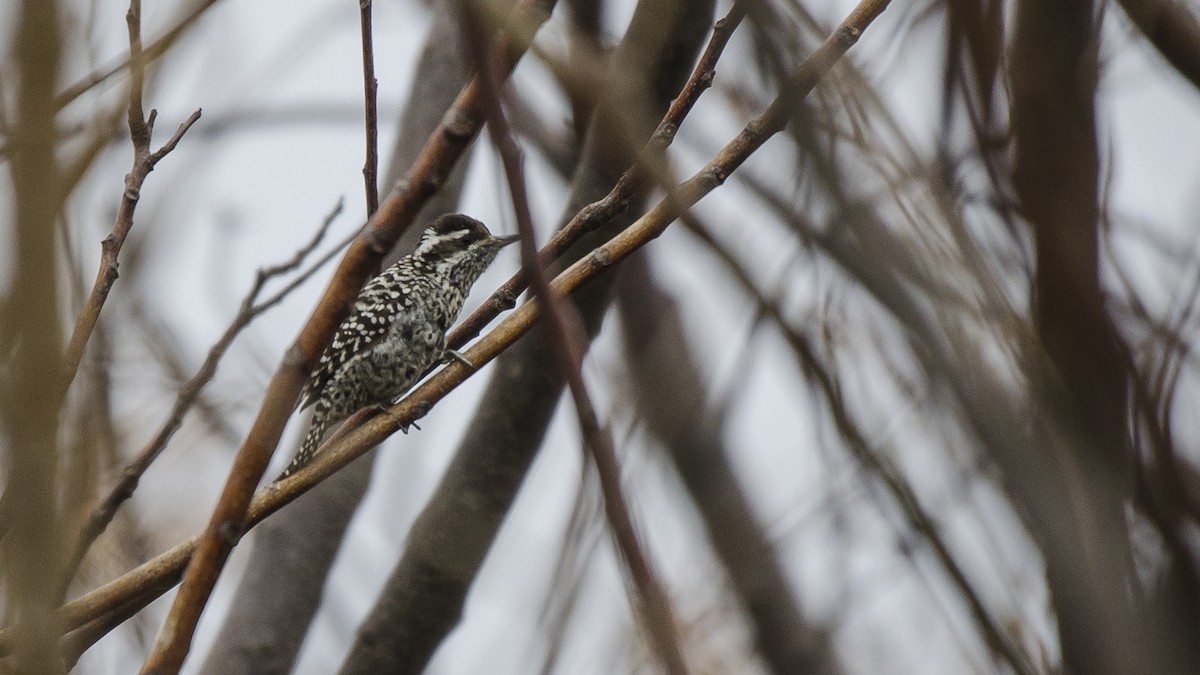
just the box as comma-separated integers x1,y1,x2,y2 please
194,4,478,671
1117,0,1200,93
137,1,558,672
0,0,889,657
3,1,66,672
616,255,844,675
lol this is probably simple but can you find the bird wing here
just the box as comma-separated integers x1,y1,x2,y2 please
299,268,415,410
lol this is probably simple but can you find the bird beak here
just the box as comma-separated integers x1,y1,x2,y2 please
493,234,520,248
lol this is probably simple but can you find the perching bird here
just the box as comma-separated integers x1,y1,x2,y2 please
279,213,518,478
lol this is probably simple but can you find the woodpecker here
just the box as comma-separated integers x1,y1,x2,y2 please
279,213,518,478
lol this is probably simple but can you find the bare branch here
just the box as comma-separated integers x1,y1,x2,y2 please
54,0,226,111
469,9,688,672
138,0,559,671
61,0,202,389
1117,0,1200,93
0,0,890,656
59,200,346,598
679,212,1037,675
450,2,748,349
4,2,67,672
616,254,844,675
359,0,380,214
194,4,479,670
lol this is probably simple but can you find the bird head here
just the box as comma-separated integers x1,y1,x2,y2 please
415,213,518,280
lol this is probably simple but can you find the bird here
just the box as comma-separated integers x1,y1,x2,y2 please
278,213,518,479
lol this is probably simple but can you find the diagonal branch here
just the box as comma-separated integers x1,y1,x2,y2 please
616,253,845,675
62,0,201,389
58,201,346,600
0,0,889,657
449,2,747,349
681,213,1037,675
53,0,226,111
138,0,559,672
1116,0,1200,93
192,5,480,672
469,11,689,672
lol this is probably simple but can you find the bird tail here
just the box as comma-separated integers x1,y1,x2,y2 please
277,404,332,481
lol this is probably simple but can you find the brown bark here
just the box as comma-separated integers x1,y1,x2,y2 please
139,0,558,669
194,4,475,673
617,254,844,675
1116,0,1200,93
1010,0,1199,671
337,0,714,671
3,2,67,673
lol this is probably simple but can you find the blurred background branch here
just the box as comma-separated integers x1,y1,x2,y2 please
3,0,1200,672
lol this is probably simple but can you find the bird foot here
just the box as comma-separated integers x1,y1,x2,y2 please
372,402,421,433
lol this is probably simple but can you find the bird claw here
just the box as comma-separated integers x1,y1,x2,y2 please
373,402,421,433
444,349,476,370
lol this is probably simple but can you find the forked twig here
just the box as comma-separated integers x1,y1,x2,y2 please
138,0,559,671
0,0,889,659
449,2,747,349
58,201,347,599
62,0,201,389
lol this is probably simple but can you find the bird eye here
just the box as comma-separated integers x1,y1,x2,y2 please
461,235,476,245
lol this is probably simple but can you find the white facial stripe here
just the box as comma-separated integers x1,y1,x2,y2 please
414,227,471,257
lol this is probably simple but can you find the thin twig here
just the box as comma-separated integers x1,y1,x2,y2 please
448,2,747,349
467,7,689,673
789,328,1039,675
0,0,888,656
58,201,346,598
62,0,201,389
680,213,1039,675
359,0,380,214
137,1,559,672
54,0,224,111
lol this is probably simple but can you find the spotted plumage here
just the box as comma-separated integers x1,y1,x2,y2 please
279,214,517,478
